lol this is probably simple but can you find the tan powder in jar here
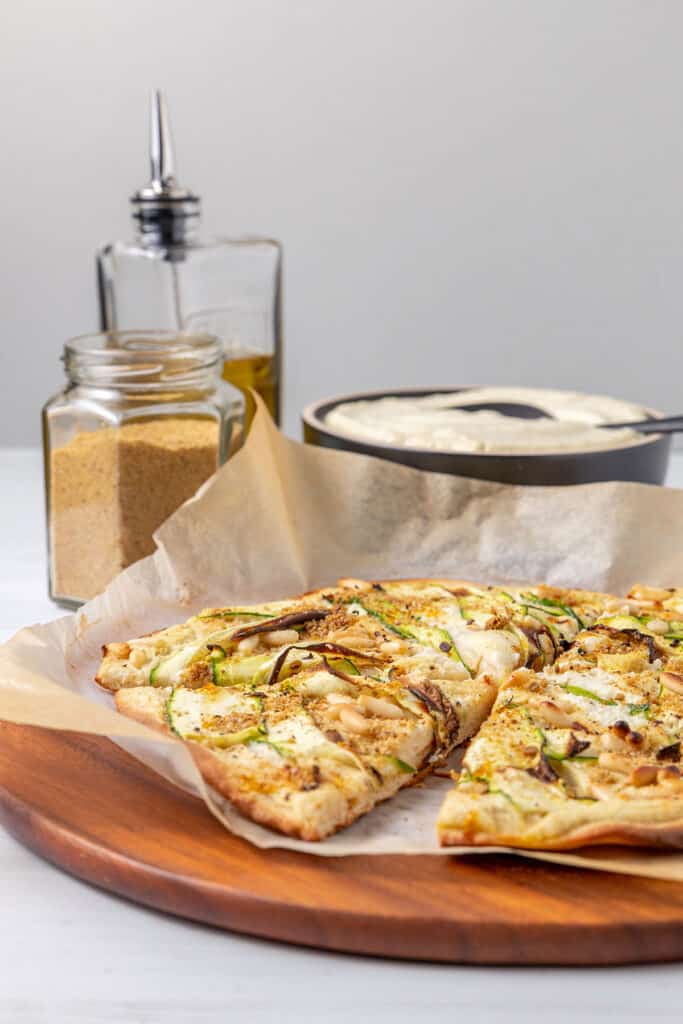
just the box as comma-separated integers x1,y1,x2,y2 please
49,417,220,602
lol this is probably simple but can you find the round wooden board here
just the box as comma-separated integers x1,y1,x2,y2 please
1,721,683,965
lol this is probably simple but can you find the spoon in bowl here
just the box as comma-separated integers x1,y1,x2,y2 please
454,401,683,434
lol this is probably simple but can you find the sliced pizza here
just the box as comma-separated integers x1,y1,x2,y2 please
99,575,681,846
437,623,683,849
99,576,596,840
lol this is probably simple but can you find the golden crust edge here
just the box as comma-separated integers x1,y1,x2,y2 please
113,689,355,842
438,819,683,851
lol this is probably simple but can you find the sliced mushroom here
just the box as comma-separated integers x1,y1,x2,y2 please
231,609,329,640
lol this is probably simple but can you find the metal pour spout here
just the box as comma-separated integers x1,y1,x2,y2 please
131,90,200,248
149,90,177,194
132,90,198,205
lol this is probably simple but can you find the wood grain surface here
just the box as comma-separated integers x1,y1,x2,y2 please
1,720,682,965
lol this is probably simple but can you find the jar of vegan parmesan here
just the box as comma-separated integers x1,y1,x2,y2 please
43,331,242,607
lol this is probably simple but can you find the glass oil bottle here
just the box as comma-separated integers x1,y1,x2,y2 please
97,92,282,425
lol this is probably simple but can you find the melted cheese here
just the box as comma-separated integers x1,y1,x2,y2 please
169,686,259,738
549,669,648,728
267,713,364,770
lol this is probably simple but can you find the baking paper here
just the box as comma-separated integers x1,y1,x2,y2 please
1,396,683,880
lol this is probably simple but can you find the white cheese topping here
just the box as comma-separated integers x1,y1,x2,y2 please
435,609,520,681
169,686,258,736
325,387,652,455
268,713,363,769
549,669,648,728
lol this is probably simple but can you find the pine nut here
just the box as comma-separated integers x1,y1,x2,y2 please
107,642,131,660
337,633,376,650
533,700,574,729
237,635,260,653
339,706,371,733
262,629,300,647
627,599,655,613
600,732,626,752
358,694,406,719
129,647,148,668
630,764,658,787
661,672,683,695
646,618,670,635
598,752,631,773
379,640,403,655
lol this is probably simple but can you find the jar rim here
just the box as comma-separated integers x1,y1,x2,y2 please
63,331,223,390
64,330,221,364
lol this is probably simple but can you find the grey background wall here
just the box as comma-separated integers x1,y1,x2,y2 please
2,0,682,445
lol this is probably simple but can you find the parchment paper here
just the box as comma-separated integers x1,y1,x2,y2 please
2,396,683,880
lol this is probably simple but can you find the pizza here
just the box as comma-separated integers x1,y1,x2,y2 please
437,583,683,849
95,578,683,848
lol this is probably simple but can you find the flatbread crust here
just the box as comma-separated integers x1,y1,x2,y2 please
99,576,683,849
438,818,683,851
115,688,369,841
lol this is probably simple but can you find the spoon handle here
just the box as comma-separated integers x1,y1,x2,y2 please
607,415,683,434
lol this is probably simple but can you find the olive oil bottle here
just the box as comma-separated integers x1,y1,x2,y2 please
97,91,282,424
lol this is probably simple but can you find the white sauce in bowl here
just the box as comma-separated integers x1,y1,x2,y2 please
324,387,653,455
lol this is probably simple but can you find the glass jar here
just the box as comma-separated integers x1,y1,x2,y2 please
43,331,242,608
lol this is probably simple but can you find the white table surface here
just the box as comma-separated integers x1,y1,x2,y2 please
1,448,683,1024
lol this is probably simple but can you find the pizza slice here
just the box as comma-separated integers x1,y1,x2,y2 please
98,576,579,841
437,622,683,849
116,677,435,841
96,583,480,839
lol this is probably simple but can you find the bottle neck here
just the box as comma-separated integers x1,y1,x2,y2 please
132,198,201,249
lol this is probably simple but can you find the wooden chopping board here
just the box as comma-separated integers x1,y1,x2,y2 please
1,720,682,965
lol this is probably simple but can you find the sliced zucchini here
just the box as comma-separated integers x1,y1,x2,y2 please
328,656,361,676
400,623,473,677
519,591,584,628
150,641,207,686
197,610,273,622
385,756,416,774
213,652,274,687
354,598,472,675
562,683,617,706
167,685,263,746
600,614,648,632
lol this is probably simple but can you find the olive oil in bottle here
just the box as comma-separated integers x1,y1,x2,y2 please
97,91,283,425
221,350,279,424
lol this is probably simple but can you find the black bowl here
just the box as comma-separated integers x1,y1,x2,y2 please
302,388,671,486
